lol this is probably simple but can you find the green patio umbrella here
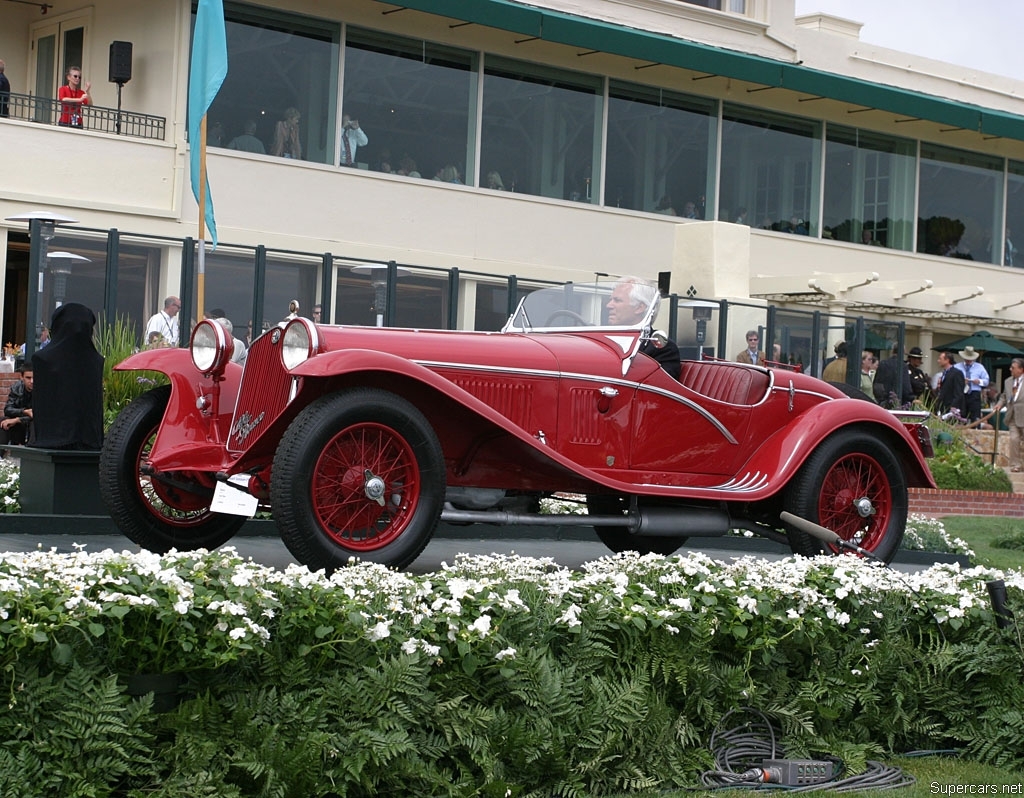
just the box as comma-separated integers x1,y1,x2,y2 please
932,330,1024,356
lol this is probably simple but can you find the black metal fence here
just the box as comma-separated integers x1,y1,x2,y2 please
0,92,166,140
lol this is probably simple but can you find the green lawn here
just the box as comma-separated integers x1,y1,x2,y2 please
940,515,1024,571
621,755,1022,797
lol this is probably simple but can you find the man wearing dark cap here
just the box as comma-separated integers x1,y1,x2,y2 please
906,346,930,400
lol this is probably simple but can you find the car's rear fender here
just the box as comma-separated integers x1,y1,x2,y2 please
740,400,936,491
112,349,244,465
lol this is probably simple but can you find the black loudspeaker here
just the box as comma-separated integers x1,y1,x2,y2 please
109,41,133,84
657,271,671,297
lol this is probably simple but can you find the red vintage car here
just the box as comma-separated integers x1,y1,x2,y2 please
99,280,935,571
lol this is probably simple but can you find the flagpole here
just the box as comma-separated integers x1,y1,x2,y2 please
197,114,208,325
189,0,227,339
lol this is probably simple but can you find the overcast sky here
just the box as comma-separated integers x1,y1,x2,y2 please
793,0,1024,80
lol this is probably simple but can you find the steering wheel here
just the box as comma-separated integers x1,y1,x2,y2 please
544,309,590,326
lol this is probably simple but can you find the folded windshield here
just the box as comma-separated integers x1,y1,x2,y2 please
503,280,660,333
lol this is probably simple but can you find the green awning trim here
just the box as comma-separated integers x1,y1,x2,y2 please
378,0,1024,142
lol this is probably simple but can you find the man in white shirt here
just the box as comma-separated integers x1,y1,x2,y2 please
339,114,368,167
146,296,181,347
954,345,989,422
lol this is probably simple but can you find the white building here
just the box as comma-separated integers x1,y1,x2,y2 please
2,0,1023,374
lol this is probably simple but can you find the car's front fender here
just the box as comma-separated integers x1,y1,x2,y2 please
112,348,244,458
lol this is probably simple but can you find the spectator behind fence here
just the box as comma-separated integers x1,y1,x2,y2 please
935,351,966,417
0,360,33,454
146,296,181,347
0,59,10,118
955,346,988,422
872,344,914,408
30,303,104,450
58,65,90,128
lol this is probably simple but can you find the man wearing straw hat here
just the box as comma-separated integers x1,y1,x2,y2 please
954,345,989,422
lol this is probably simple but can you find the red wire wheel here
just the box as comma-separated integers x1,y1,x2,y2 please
313,422,421,551
785,429,908,563
99,385,246,552
815,451,892,551
272,388,445,571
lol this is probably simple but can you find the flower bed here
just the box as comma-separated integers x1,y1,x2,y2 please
1,546,1021,796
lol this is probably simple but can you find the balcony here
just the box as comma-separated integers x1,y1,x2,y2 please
1,92,166,141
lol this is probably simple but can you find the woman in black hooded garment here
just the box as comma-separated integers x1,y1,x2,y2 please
30,302,104,450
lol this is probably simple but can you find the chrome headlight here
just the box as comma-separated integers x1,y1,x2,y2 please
190,319,233,375
281,317,321,370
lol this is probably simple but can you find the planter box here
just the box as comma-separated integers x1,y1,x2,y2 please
15,447,105,516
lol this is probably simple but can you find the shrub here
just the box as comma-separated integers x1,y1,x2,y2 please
929,446,1013,492
95,315,167,429
926,420,1012,492
1,547,1022,795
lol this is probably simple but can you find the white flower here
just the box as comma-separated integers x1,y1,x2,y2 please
367,620,392,641
469,614,492,636
736,595,758,614
229,627,247,640
495,647,516,660
558,603,583,628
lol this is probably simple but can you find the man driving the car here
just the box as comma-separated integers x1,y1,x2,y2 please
606,277,681,379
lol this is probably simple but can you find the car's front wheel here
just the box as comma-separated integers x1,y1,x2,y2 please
586,495,687,556
99,385,246,553
783,429,907,563
271,388,445,571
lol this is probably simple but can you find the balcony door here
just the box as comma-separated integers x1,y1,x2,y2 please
30,11,90,123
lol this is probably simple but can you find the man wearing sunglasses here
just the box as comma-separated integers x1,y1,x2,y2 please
58,66,91,128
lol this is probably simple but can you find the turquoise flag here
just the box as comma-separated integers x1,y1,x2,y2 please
188,0,228,248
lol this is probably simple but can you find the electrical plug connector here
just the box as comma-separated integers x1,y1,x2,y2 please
760,759,834,786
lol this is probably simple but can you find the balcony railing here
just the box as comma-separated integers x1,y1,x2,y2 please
0,92,166,141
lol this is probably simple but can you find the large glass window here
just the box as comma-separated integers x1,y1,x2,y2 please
481,57,602,201
918,144,1003,263
197,249,318,343
194,3,339,164
823,126,916,250
332,266,448,328
343,29,476,179
33,233,151,345
720,105,820,234
1004,160,1024,268
604,81,715,217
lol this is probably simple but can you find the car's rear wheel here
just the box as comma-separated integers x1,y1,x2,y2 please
586,495,687,556
271,388,445,571
99,385,246,553
783,429,907,563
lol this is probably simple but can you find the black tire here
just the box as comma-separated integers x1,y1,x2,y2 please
271,388,445,571
783,428,907,563
99,385,246,553
586,495,687,556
